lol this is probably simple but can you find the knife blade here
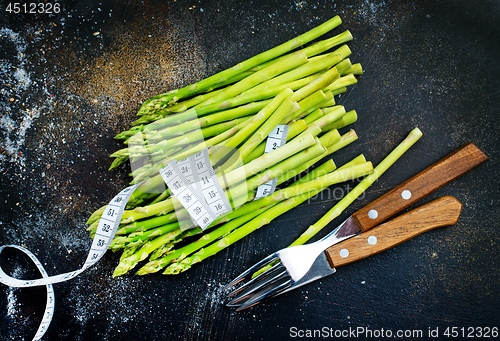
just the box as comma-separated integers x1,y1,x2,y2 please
281,195,463,294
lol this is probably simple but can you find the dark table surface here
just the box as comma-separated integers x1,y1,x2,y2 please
1,0,499,340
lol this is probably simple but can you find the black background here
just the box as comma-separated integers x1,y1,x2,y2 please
0,0,499,340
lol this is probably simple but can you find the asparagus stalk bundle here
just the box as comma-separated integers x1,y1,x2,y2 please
85,16,377,276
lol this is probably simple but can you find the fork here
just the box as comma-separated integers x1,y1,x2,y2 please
224,221,355,309
225,196,464,311
225,143,488,310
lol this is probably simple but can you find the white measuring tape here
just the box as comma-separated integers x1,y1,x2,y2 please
0,245,55,340
254,125,289,199
0,181,143,340
0,130,284,339
159,147,231,230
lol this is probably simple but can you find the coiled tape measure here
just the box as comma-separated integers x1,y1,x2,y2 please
0,124,289,340
0,181,142,340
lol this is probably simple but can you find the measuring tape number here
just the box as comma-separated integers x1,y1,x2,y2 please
0,181,143,340
0,128,286,339
159,148,231,230
254,125,289,199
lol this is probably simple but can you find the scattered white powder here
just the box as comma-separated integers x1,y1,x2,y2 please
356,0,387,21
1,107,41,161
206,279,228,312
14,68,31,90
5,266,23,319
6,286,18,318
0,27,39,166
293,1,306,11
184,278,228,338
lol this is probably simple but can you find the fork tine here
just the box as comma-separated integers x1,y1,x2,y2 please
224,252,279,290
227,263,287,306
227,260,283,298
235,276,293,311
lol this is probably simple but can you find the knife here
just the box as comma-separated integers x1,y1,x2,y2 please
278,142,488,293
320,142,487,250
226,143,488,308
280,195,463,294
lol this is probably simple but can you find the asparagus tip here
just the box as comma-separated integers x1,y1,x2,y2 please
163,262,190,275
113,259,136,277
136,261,163,275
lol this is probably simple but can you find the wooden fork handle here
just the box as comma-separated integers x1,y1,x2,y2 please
326,196,462,268
352,142,488,232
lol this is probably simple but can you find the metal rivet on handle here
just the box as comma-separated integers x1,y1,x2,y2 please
401,189,412,200
368,209,378,219
367,236,378,245
339,248,349,258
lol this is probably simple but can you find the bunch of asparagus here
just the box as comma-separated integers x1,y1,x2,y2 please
85,16,386,277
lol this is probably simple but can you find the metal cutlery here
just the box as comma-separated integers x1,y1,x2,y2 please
225,143,488,310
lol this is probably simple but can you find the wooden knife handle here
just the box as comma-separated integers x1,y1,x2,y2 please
353,142,488,232
326,196,462,268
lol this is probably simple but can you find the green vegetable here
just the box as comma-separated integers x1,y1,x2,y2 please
85,16,373,277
